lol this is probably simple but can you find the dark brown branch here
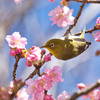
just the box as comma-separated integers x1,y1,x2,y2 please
74,27,99,36
64,2,86,36
13,56,20,81
10,82,25,100
25,68,38,81
67,79,100,100
69,0,100,3
11,56,47,99
10,68,38,100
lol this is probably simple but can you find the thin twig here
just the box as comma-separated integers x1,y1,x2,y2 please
25,68,38,81
64,2,86,36
74,27,99,36
13,56,20,81
67,79,100,100
10,68,38,100
69,0,100,3
10,82,25,100
10,59,47,99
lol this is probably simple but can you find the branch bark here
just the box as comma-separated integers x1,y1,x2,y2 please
13,56,20,81
10,68,38,100
74,27,99,36
67,79,100,100
64,2,86,36
69,0,100,3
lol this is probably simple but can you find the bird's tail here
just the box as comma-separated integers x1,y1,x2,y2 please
80,27,85,38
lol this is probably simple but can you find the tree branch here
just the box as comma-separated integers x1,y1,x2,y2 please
67,79,100,100
13,56,20,81
73,27,99,36
64,2,86,36
10,68,38,100
10,59,46,99
25,68,38,81
69,0,100,3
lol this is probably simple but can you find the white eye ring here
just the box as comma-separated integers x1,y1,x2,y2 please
50,43,54,47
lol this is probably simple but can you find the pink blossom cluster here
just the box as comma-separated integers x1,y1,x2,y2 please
49,0,55,2
9,48,21,56
16,88,29,100
0,87,10,100
44,54,51,62
94,17,100,42
57,91,69,100
5,32,27,49
48,6,74,28
26,66,64,100
41,50,51,62
25,46,42,67
96,17,100,24
94,31,100,42
5,32,27,57
25,47,51,67
5,32,51,66
95,17,100,29
77,83,100,100
14,0,22,4
93,17,100,42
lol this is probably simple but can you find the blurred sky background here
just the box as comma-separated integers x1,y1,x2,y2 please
0,0,100,100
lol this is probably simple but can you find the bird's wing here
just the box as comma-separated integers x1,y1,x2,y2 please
80,26,85,38
72,38,86,43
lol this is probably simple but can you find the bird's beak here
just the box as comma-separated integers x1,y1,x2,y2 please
40,45,46,48
40,45,49,48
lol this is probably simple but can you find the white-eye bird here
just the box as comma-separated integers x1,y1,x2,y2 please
41,27,91,60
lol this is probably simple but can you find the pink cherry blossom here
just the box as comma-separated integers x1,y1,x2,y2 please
91,89,100,100
77,83,100,99
28,91,44,100
77,83,85,89
49,0,55,2
33,91,44,100
95,17,100,29
94,31,100,42
44,54,51,62
35,75,53,91
26,78,37,95
15,48,21,54
48,6,74,28
26,78,45,100
25,46,41,67
26,54,33,67
0,87,10,100
9,81,14,90
57,91,69,100
9,81,14,95
44,94,54,100
26,66,63,99
77,83,91,99
41,50,46,55
5,32,27,49
26,54,32,61
16,88,29,100
10,50,16,56
30,46,41,61
14,0,22,4
25,61,32,67
96,17,100,24
45,66,64,82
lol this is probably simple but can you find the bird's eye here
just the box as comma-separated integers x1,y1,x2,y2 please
50,43,54,47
